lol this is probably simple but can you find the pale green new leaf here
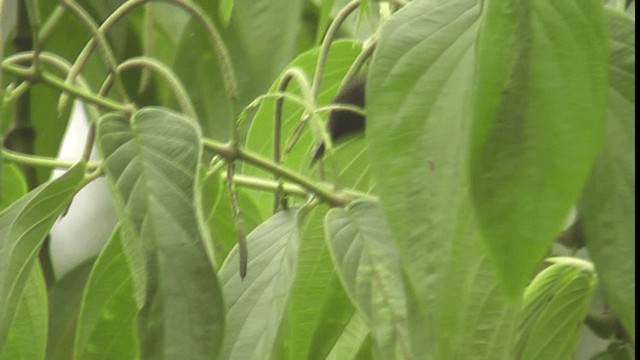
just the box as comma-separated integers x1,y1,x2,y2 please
469,0,609,297
325,199,409,359
97,108,224,360
219,208,301,359
73,225,138,360
580,8,635,340
517,259,597,360
0,163,85,349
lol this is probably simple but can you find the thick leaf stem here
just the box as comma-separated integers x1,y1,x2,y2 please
202,139,350,207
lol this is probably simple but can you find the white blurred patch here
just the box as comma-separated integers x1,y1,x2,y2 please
49,102,117,279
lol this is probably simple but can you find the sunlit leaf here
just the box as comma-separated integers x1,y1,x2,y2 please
368,1,520,358
469,0,609,297
517,259,597,359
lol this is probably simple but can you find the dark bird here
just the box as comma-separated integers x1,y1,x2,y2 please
312,76,366,162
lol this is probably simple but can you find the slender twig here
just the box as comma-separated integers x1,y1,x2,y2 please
4,51,101,120
59,0,131,109
100,56,197,119
1,61,132,114
342,37,376,87
272,68,316,212
1,147,100,171
311,0,361,98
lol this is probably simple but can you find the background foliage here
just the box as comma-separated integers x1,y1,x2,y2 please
0,0,635,359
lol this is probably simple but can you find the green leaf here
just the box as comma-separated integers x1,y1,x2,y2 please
469,0,609,297
97,107,224,360
325,313,370,360
517,259,597,359
272,205,355,360
322,134,373,194
306,276,357,360
0,164,27,215
368,1,520,358
0,163,85,348
73,225,138,360
46,260,95,360
580,8,635,341
0,263,47,360
244,40,362,217
325,200,409,359
219,208,301,359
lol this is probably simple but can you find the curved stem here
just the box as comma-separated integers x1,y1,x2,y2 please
60,0,238,140
342,36,376,86
311,0,360,99
59,0,131,110
101,56,197,119
272,68,315,212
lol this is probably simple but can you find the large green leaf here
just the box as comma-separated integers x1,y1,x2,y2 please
73,225,138,360
0,263,47,360
517,259,597,359
580,8,635,340
97,108,224,360
218,208,301,359
325,200,409,359
244,40,363,217
469,0,609,297
368,1,519,358
0,163,85,349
